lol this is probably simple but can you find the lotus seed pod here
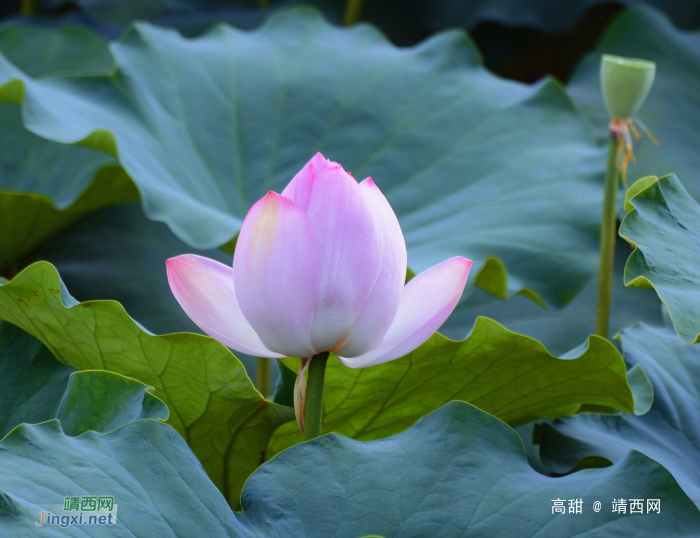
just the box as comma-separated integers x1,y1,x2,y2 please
600,54,656,119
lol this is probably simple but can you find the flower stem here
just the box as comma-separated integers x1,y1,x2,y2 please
255,356,271,398
21,0,37,15
303,352,329,441
596,136,620,339
343,0,364,25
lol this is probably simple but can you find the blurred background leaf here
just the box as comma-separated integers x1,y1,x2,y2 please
0,23,112,75
0,23,132,274
29,201,265,374
441,240,664,355
0,12,607,311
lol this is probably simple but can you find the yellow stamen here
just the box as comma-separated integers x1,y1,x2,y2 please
631,117,662,147
609,117,661,187
628,120,642,141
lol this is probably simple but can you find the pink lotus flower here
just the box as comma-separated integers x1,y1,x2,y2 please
167,153,472,368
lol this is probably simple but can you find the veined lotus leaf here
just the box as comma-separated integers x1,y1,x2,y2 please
0,261,294,510
1,402,698,536
0,320,167,439
538,324,700,507
620,174,700,344
269,315,644,457
0,9,607,308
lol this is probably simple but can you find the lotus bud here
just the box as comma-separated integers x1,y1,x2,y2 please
167,153,471,369
294,358,311,433
166,153,473,437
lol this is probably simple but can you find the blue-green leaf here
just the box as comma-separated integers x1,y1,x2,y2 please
269,316,643,458
620,174,700,344
241,402,700,536
0,11,606,308
0,420,249,536
539,324,700,507
0,320,167,439
0,261,293,510
442,240,663,355
2,401,698,536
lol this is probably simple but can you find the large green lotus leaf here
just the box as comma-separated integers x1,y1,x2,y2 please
0,261,294,510
569,5,700,196
0,24,113,77
442,239,664,355
34,202,229,335
0,103,117,212
32,201,266,376
0,321,73,437
0,420,251,536
0,26,135,272
620,175,700,344
5,403,696,537
538,324,700,507
242,402,700,536
0,102,135,272
0,10,606,308
272,356,552,476
0,320,167,439
268,315,640,456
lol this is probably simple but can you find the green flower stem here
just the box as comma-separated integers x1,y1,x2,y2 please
596,136,620,339
21,0,37,15
343,0,364,25
255,356,271,398
303,351,329,441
